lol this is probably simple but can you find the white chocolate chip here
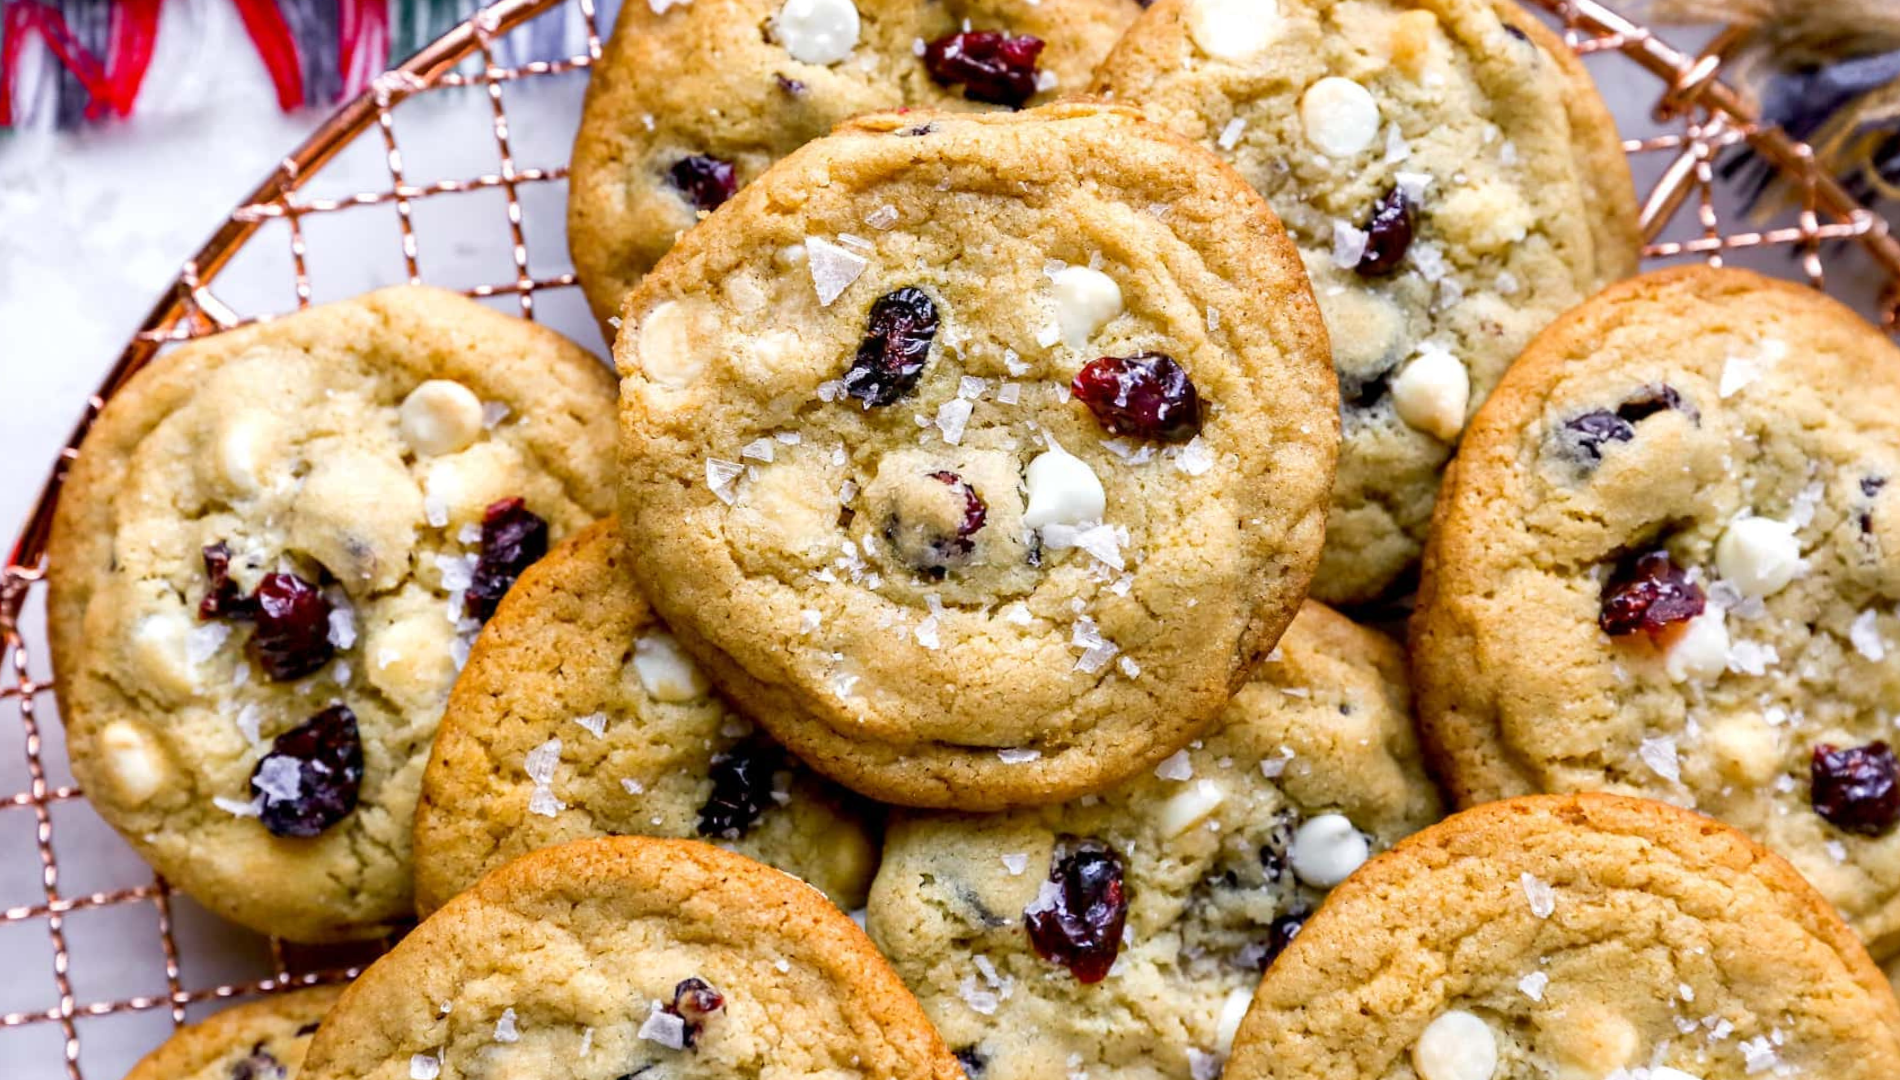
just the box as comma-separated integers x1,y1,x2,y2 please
1022,442,1106,529
1664,608,1729,683
1050,266,1123,349
775,0,860,65
1187,0,1279,61
399,380,486,457
1214,987,1254,1056
216,413,273,495
1300,76,1382,157
98,720,170,806
129,612,197,698
638,300,710,389
1288,813,1369,887
1391,344,1469,442
1157,779,1226,836
633,632,710,702
1413,1011,1498,1080
1715,516,1802,597
1707,716,1780,785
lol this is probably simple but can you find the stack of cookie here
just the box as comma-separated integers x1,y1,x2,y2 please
49,0,1900,1078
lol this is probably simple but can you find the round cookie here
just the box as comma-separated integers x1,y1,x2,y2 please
1412,267,1900,958
615,102,1339,809
1094,0,1640,603
866,602,1442,1079
47,287,618,943
297,837,963,1080
123,985,344,1080
1223,794,1900,1080
413,518,879,915
567,0,1143,327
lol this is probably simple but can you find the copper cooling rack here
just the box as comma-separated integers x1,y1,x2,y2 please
3,0,1898,1076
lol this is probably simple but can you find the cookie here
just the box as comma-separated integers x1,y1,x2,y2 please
1094,0,1640,603
47,287,618,942
615,102,1338,809
866,602,1442,1079
1412,266,1900,958
297,837,963,1080
567,0,1143,327
1223,794,1900,1080
412,518,879,915
123,985,343,1080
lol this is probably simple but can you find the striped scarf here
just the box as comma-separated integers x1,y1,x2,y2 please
1,0,620,129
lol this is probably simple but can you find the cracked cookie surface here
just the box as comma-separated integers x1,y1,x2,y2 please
615,102,1338,809
413,518,879,915
48,287,617,942
866,602,1441,1079
124,985,343,1080
1095,0,1639,603
1224,794,1900,1080
567,0,1143,328
299,837,962,1080
1413,267,1900,958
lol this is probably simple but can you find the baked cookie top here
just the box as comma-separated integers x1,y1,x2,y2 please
47,287,617,943
298,837,963,1080
615,102,1338,809
1225,794,1900,1080
1094,0,1639,603
567,0,1143,327
866,602,1441,1080
124,985,343,1080
413,518,879,915
1413,267,1900,957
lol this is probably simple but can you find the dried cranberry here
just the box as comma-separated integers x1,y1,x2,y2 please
774,73,806,96
662,977,726,1047
198,542,258,621
250,705,363,838
668,155,738,213
466,498,548,622
1598,551,1705,639
1355,187,1416,276
697,739,782,839
845,287,939,407
1811,742,1900,836
1616,384,1687,422
247,573,335,681
954,1048,987,1076
1562,385,1690,463
922,30,1045,108
1863,476,1888,498
227,1044,285,1080
1259,911,1306,968
1025,840,1128,983
1071,353,1203,442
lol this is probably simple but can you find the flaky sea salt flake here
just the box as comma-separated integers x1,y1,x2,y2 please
806,237,868,306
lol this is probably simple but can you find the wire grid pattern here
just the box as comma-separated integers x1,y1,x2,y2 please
2,0,1898,1076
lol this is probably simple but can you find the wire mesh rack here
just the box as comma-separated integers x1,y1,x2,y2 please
2,0,1898,1076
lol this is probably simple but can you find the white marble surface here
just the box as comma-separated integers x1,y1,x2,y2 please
0,9,1893,1080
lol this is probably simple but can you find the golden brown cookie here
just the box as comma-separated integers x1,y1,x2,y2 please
123,985,344,1080
615,102,1338,809
48,287,617,942
867,602,1442,1079
567,0,1143,327
1414,267,1900,958
413,518,879,915
1226,794,1900,1080
1094,0,1640,603
298,837,963,1080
